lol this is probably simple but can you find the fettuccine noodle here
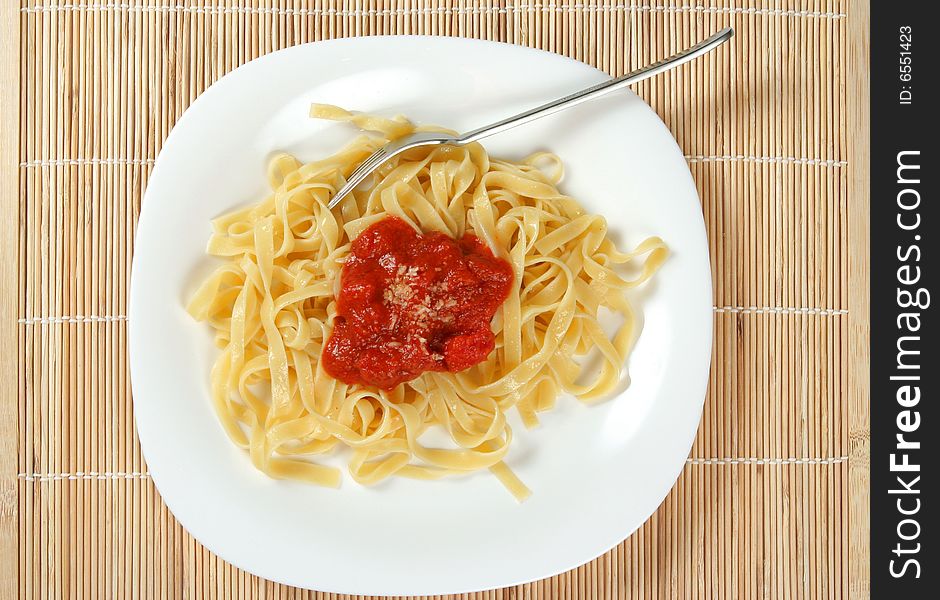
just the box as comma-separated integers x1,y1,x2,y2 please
187,105,668,500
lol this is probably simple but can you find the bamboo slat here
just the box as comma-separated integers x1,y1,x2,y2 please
3,1,867,598
846,1,869,599
2,0,23,597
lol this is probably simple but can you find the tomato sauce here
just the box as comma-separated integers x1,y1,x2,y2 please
322,217,514,390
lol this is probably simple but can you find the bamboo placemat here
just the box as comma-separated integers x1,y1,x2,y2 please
1,1,870,598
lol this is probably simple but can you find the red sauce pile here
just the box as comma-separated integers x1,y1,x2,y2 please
322,217,514,390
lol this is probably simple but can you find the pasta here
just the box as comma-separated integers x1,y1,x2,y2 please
187,105,668,500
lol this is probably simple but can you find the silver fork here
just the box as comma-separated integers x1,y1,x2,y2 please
326,27,734,210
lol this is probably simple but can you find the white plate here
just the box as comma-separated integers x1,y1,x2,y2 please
130,36,712,595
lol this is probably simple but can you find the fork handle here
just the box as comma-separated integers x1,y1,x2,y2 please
457,27,733,145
